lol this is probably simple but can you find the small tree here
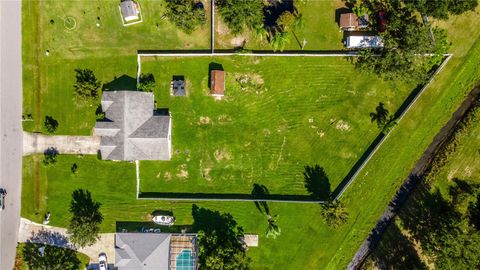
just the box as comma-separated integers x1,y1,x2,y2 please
164,0,206,34
270,32,290,52
44,116,58,133
216,0,264,35
265,215,281,239
67,189,103,248
137,73,156,92
73,68,101,105
43,147,58,167
71,163,78,175
321,200,349,228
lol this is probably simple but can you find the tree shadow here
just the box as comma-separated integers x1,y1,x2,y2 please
303,165,331,200
370,102,390,128
192,204,243,236
44,115,59,133
102,74,137,91
27,228,73,249
263,0,295,30
70,189,102,223
368,222,428,269
44,147,59,155
251,184,270,215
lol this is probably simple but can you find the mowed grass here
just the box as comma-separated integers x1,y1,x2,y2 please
215,1,344,50
22,0,210,133
139,56,413,195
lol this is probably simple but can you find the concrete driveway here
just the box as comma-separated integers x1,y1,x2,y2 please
0,1,23,269
18,218,115,264
23,132,100,155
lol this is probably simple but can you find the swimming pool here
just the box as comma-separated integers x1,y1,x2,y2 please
176,249,195,270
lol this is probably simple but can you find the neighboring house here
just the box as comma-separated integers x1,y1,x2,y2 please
345,34,383,49
115,233,198,270
119,0,143,26
339,13,369,31
94,91,172,161
210,70,225,97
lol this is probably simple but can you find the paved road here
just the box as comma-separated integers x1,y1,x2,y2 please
23,132,100,155
0,0,23,269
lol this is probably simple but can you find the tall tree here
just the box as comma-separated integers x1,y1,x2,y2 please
22,243,81,270
164,0,206,34
67,189,103,248
73,68,101,105
215,0,264,35
192,205,250,270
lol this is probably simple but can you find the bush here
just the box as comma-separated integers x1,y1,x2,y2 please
43,148,58,167
137,73,156,92
164,0,206,34
44,116,58,133
215,0,264,35
73,68,101,106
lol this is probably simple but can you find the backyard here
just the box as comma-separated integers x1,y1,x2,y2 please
20,0,480,269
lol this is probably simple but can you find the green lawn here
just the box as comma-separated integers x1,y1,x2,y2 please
214,1,344,50
139,56,413,195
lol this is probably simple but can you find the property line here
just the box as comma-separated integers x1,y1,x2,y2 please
135,160,140,199
134,52,452,203
333,54,453,201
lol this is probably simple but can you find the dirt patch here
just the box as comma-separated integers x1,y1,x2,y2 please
335,120,351,131
202,167,212,181
198,116,211,125
214,148,232,161
317,130,325,138
176,164,188,178
235,73,265,93
163,172,172,181
217,114,232,124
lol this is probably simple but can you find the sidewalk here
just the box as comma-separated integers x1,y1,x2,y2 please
18,218,114,264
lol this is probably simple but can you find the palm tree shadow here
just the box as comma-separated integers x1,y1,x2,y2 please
251,184,270,215
303,165,331,201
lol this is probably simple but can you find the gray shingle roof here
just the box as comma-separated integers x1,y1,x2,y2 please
115,233,171,270
95,91,171,161
120,0,139,20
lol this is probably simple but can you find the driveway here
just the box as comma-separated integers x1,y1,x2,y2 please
18,218,115,264
23,132,100,155
0,1,23,269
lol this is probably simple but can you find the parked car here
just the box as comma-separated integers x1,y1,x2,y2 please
377,10,387,32
98,253,108,270
0,189,7,211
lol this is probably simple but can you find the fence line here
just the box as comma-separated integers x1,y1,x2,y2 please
134,52,453,203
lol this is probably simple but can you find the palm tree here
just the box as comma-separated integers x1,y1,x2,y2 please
270,32,290,52
266,215,281,239
253,25,268,43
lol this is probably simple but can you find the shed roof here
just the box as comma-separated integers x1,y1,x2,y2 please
339,13,368,29
120,0,139,20
210,70,225,96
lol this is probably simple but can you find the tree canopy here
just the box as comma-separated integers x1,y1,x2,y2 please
22,243,81,270
73,68,101,105
192,205,250,270
215,0,264,35
67,189,103,248
355,2,450,82
164,0,206,34
405,0,478,20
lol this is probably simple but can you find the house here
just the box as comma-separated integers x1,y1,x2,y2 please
115,233,198,270
210,70,225,97
94,91,172,161
345,34,383,49
120,0,140,22
339,13,369,31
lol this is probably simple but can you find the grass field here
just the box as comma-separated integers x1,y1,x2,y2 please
214,1,344,50
138,56,413,195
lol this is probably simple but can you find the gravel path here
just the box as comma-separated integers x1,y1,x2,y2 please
23,132,100,155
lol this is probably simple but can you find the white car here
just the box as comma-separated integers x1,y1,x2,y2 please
0,189,6,211
98,253,108,270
